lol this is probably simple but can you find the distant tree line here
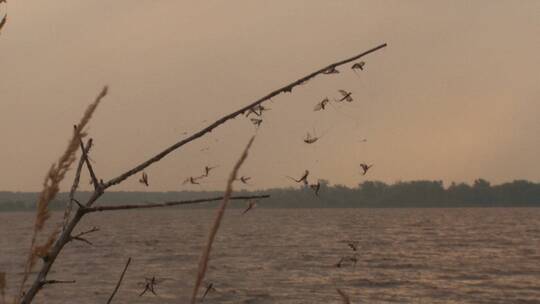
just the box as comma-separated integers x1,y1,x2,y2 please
1,179,540,211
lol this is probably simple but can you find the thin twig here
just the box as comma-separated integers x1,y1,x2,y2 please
190,136,256,304
84,195,270,213
72,226,99,238
63,139,92,230
68,226,100,246
78,138,100,194
106,257,131,304
70,236,93,246
103,44,387,190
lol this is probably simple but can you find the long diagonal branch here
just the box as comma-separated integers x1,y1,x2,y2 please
78,138,101,195
103,43,387,190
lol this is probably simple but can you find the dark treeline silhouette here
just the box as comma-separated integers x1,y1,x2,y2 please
2,179,540,211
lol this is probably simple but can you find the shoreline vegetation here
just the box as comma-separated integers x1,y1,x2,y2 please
2,179,540,211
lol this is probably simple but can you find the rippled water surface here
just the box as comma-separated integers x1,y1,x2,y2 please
1,208,540,303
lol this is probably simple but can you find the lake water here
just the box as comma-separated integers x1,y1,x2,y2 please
1,208,540,303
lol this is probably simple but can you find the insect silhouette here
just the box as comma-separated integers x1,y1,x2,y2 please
351,61,365,71
139,276,158,296
250,118,263,127
336,90,353,102
202,166,217,177
322,66,340,74
335,256,357,268
360,163,373,176
335,257,346,268
139,172,149,186
287,170,309,186
304,132,319,144
183,176,201,185
238,176,251,184
245,105,269,117
313,98,330,111
242,200,257,215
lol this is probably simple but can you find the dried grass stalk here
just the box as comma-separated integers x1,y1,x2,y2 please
106,257,131,304
16,86,108,302
0,14,6,34
190,135,256,304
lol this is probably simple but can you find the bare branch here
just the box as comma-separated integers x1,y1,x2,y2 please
70,236,93,246
103,44,387,189
190,136,256,304
83,195,270,213
73,226,99,238
68,227,99,246
106,257,131,304
63,139,92,230
78,137,100,194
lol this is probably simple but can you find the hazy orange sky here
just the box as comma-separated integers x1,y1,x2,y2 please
1,1,539,191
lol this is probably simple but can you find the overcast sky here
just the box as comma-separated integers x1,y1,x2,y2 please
1,1,539,191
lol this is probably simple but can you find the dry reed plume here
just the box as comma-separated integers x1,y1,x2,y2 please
16,86,108,302
190,136,256,304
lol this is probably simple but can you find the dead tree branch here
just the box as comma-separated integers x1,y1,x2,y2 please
106,257,131,304
63,139,92,229
68,226,99,246
190,136,256,304
78,137,101,193
72,226,99,238
84,195,270,213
